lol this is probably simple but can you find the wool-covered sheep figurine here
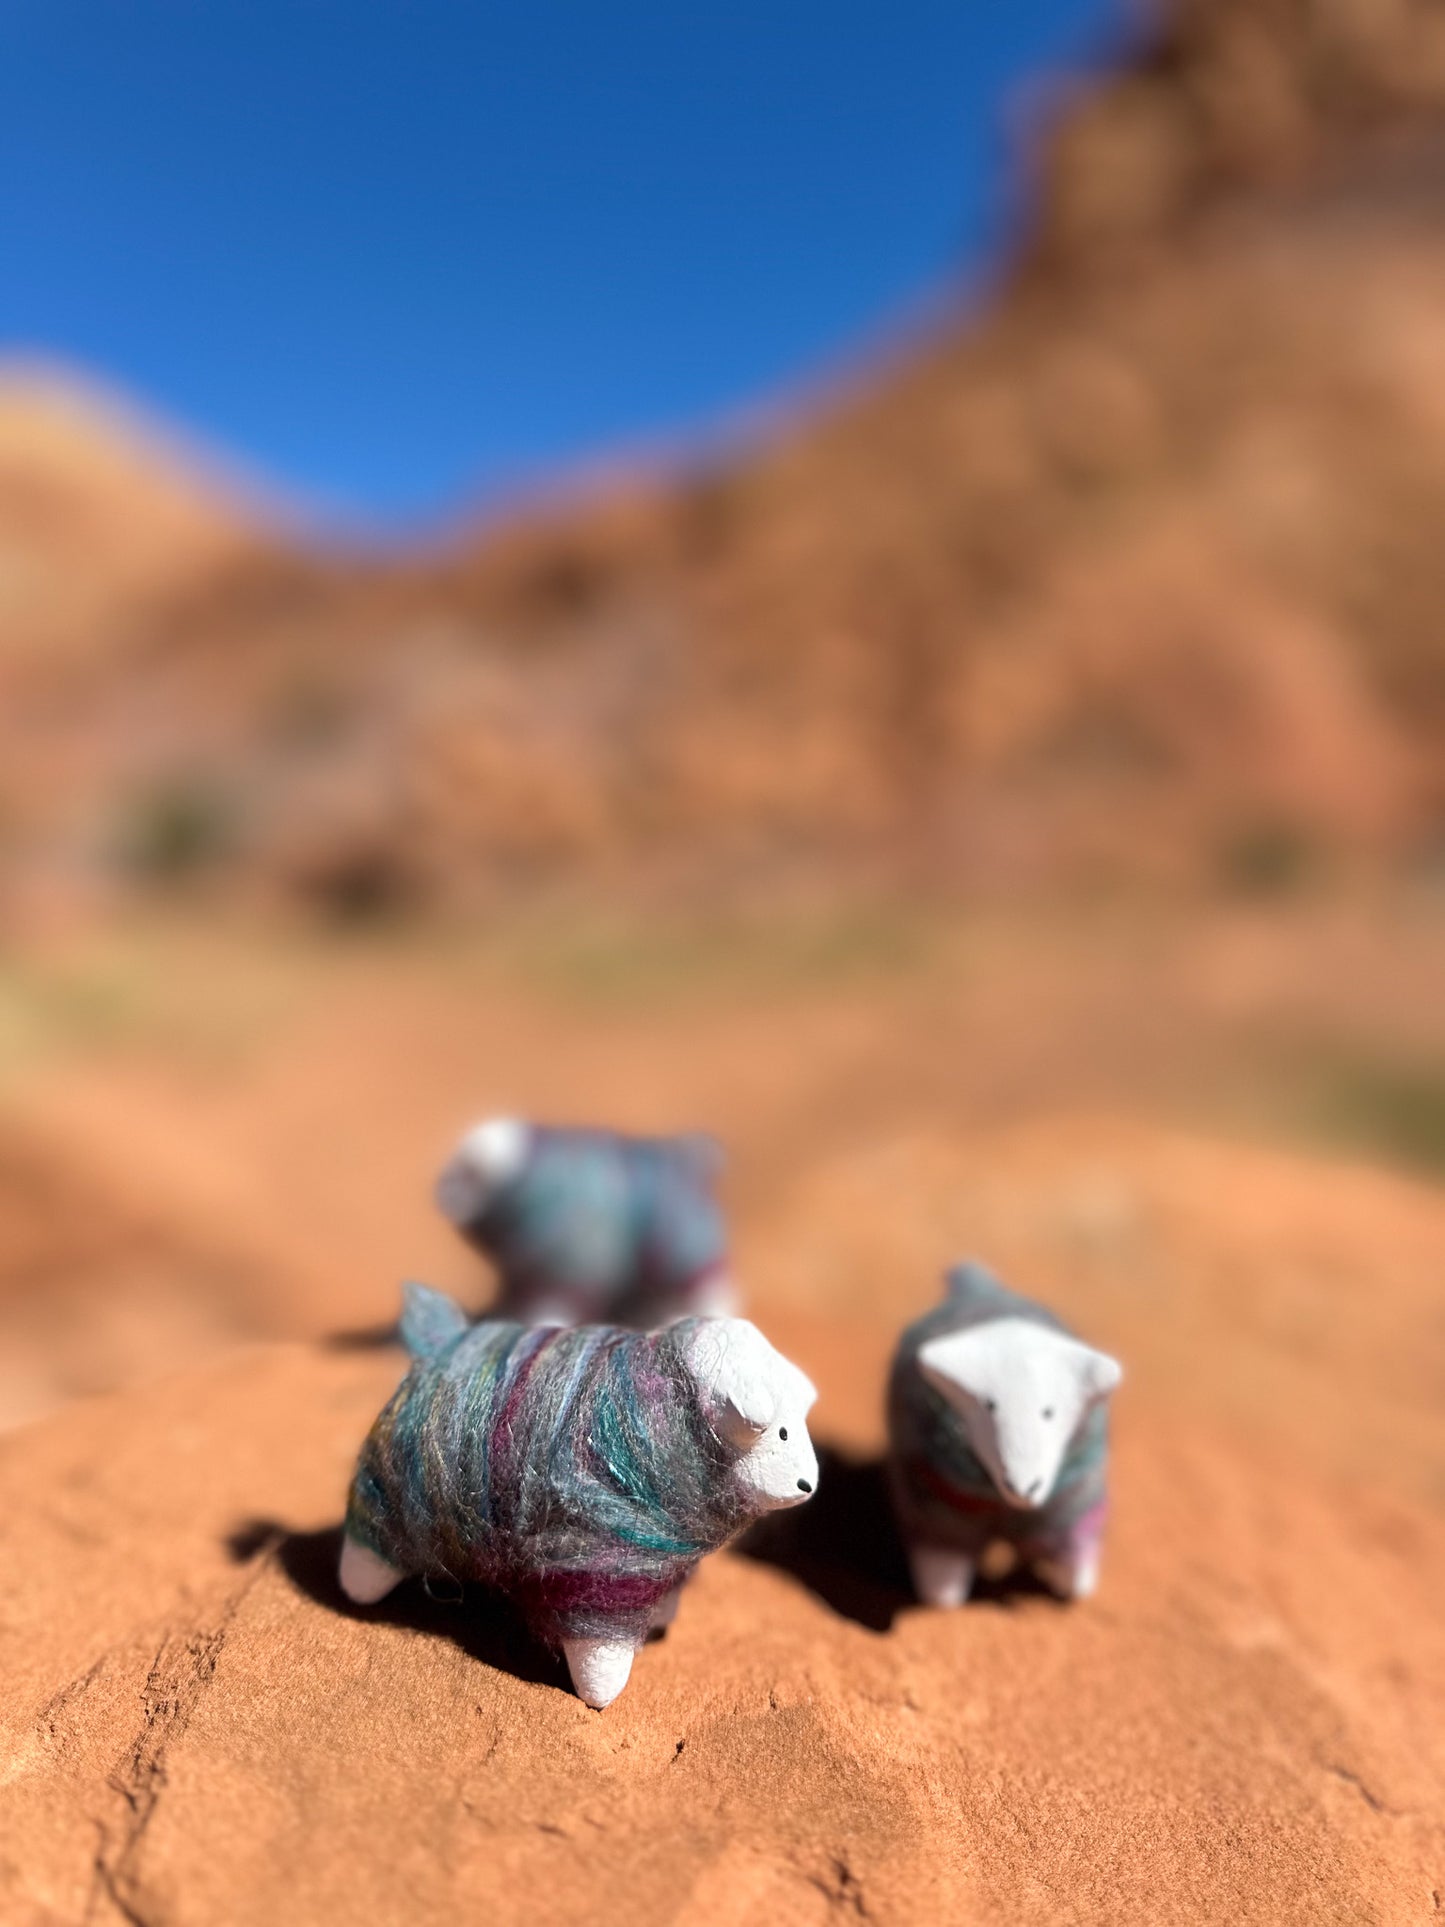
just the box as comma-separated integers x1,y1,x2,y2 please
435,1117,737,1328
888,1261,1122,1607
340,1283,818,1707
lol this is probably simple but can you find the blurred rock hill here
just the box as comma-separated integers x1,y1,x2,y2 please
4,0,1445,918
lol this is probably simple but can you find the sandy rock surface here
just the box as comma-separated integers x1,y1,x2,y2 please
0,911,1440,1923
2,1133,1441,1925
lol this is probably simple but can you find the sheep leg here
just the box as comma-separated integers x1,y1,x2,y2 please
683,1272,740,1319
908,1543,976,1609
1032,1525,1103,1601
338,1535,406,1604
562,1637,637,1709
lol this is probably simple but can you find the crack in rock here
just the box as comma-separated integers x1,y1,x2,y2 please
807,1853,873,1919
87,1559,270,1924
36,1654,109,1746
1322,1759,1405,1819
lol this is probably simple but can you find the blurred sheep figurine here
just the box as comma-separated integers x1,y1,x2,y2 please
436,1118,737,1327
340,1284,818,1707
888,1261,1122,1606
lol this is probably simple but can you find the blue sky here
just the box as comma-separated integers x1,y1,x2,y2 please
1,2,1119,523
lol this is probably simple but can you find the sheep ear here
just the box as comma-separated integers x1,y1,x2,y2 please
681,1318,777,1447
1082,1345,1123,1397
916,1330,990,1406
714,1394,770,1450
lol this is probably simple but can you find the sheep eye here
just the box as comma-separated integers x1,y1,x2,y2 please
778,1427,788,1441
983,1399,996,1414
1041,1407,1055,1421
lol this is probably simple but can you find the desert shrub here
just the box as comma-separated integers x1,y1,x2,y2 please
1219,820,1320,897
1316,1061,1445,1180
286,838,419,924
115,775,238,884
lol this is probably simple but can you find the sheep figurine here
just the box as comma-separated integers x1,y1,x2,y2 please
888,1261,1122,1607
435,1117,737,1328
340,1284,818,1707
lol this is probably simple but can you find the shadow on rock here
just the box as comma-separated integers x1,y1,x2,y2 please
224,1518,569,1693
734,1447,914,1632
734,1445,1065,1631
317,1322,404,1353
